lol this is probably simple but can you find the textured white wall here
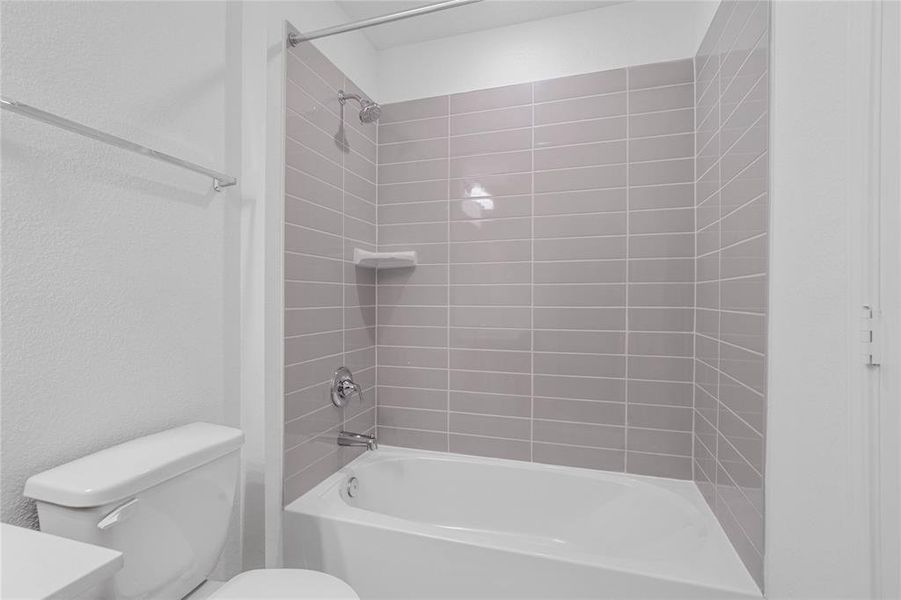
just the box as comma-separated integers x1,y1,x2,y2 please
376,0,719,103
0,0,728,577
0,0,242,574
766,1,876,596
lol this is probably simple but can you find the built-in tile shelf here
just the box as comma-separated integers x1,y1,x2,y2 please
353,248,417,269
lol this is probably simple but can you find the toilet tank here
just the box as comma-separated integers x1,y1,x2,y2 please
24,423,244,600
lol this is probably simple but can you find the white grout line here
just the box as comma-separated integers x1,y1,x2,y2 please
712,40,725,507
377,156,693,185
624,67,631,473
379,83,693,128
376,254,695,266
377,132,693,167
691,51,700,481
286,100,377,162
382,108,693,147
380,179,690,192
374,103,380,443
378,425,693,461
445,94,452,452
374,304,696,310
370,376,696,394
530,82,536,462
379,105,695,144
339,76,348,441
379,205,698,224
286,135,376,186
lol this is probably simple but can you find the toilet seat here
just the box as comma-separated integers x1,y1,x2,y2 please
209,569,359,600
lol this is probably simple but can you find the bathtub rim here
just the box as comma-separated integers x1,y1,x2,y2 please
284,445,762,598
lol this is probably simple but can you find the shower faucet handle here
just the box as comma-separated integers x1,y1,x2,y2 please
331,366,363,408
337,378,360,397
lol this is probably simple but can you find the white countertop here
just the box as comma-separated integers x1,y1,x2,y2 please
1,523,123,600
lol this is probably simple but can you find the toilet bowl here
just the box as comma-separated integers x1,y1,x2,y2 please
208,570,358,600
24,423,358,600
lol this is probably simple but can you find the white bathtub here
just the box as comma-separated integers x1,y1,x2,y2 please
284,446,760,599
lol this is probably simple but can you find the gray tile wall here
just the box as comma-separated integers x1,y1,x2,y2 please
375,59,698,478
284,23,769,588
283,41,377,505
693,0,769,589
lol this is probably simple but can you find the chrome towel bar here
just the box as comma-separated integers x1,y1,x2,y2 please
1,96,237,191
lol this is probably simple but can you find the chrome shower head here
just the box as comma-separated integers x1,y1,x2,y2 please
338,90,381,124
358,100,382,124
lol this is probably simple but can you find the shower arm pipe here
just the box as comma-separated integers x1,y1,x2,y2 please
287,0,483,45
0,96,237,191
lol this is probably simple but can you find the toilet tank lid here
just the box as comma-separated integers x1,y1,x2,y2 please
24,423,244,508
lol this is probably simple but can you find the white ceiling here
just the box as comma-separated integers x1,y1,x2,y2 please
332,1,630,50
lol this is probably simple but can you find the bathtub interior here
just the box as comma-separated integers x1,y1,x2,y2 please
341,455,707,560
286,446,761,598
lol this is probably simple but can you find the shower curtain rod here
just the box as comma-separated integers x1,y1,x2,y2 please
0,96,237,191
288,0,483,46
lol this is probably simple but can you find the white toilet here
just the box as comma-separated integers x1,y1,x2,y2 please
23,422,358,600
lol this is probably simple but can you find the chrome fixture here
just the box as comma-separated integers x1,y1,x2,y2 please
0,97,236,191
287,0,483,46
338,431,378,451
863,305,882,367
338,90,381,124
331,366,364,408
345,476,360,498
